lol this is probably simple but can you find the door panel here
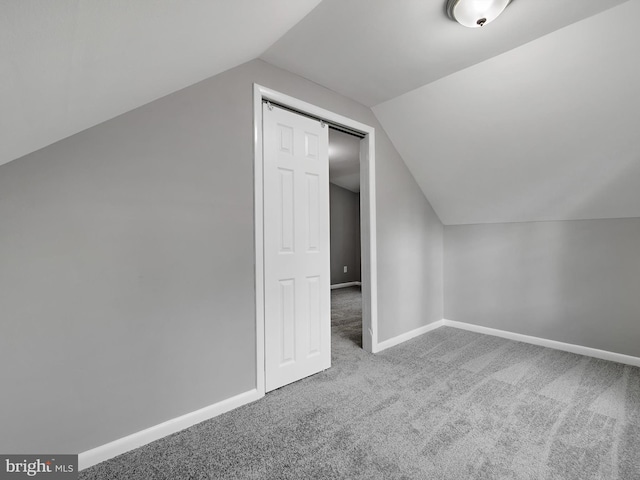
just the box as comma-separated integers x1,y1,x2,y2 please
306,173,320,251
263,103,331,392
307,276,321,356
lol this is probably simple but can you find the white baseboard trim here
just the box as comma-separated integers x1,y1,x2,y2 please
442,319,640,367
374,320,445,353
78,388,262,471
331,281,362,290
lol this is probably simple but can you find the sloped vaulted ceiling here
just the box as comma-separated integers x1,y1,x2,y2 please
373,0,640,224
0,0,321,167
262,0,628,107
262,0,637,225
3,0,638,226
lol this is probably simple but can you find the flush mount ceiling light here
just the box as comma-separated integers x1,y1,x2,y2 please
446,0,511,28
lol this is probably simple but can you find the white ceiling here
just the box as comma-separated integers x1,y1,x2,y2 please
261,0,628,107
329,128,360,193
0,0,321,167
373,0,640,225
3,0,637,226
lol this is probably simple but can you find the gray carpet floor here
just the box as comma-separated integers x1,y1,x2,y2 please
81,286,640,479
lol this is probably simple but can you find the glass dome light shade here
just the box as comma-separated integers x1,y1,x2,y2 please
447,0,511,28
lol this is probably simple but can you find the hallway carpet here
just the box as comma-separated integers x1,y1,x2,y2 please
81,287,640,479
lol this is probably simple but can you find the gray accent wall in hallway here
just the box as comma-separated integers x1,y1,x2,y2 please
444,219,640,358
330,183,361,285
0,59,443,454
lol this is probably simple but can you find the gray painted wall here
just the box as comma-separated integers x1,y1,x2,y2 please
330,183,361,285
0,58,444,454
444,219,640,357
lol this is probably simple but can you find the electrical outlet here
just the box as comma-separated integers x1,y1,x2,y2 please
343,266,348,273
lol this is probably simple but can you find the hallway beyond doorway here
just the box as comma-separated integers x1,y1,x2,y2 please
331,286,362,350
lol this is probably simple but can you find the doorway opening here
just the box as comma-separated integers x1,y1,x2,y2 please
253,84,378,396
329,127,363,350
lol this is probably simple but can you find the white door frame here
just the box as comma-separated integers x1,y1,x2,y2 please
253,84,378,396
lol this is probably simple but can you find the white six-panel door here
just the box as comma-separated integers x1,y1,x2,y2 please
263,103,331,392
